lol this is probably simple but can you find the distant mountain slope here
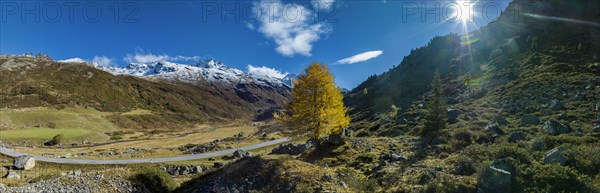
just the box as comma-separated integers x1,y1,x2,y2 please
345,0,600,126
0,55,291,129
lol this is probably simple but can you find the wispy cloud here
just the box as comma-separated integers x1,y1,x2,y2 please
311,0,336,11
91,56,115,66
247,64,288,79
123,50,202,63
251,0,331,57
336,50,383,64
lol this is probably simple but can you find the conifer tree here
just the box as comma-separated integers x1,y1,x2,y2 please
276,63,350,147
421,69,447,137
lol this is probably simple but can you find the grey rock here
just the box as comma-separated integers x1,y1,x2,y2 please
272,142,313,155
213,162,223,168
549,100,564,110
4,171,20,179
490,116,510,126
447,109,461,124
322,174,333,181
592,125,600,133
544,146,568,166
531,139,545,151
339,181,348,189
478,158,516,193
521,114,540,125
542,120,570,136
509,131,526,143
192,166,203,174
485,122,504,135
13,155,35,170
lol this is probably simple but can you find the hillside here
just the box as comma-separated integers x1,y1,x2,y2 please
0,55,290,130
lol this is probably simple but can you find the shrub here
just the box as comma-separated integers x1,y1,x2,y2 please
356,153,376,163
423,174,477,193
452,156,477,176
491,144,530,164
50,134,64,145
451,130,473,151
566,145,600,175
522,164,588,193
132,166,177,193
543,135,598,149
46,122,57,128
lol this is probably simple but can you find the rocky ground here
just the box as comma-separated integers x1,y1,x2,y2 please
0,169,147,193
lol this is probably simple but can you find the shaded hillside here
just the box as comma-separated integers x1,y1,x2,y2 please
0,56,290,129
345,0,600,127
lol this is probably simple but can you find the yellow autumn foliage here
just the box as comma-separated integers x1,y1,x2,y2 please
276,62,350,140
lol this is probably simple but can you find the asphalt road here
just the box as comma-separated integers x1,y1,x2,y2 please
0,138,290,164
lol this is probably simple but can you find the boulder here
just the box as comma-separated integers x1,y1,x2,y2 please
542,120,570,136
13,155,35,170
592,125,600,133
531,139,545,151
233,149,245,158
485,122,504,135
4,171,20,179
544,146,568,166
508,131,526,143
478,158,516,193
191,166,203,174
271,142,312,155
447,109,461,123
177,166,189,175
213,162,223,168
521,114,540,125
490,116,510,126
549,100,564,111
237,132,245,138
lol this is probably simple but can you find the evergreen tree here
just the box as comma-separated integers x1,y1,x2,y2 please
421,69,447,137
276,63,350,147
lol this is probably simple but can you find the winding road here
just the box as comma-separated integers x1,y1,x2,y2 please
0,138,290,165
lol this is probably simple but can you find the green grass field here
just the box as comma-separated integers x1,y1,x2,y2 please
0,107,117,143
0,107,118,132
0,128,93,139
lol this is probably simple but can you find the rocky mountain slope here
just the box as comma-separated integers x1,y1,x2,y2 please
176,0,600,192
0,55,291,129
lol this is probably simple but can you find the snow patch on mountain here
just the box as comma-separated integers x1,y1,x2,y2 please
58,58,294,88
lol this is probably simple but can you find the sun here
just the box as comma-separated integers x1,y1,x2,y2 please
454,0,476,23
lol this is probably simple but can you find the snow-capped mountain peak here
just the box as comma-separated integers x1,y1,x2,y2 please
58,58,293,88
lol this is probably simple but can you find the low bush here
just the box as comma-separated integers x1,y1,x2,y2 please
565,145,600,175
50,134,64,145
491,144,530,164
132,166,177,193
423,174,477,193
521,164,588,193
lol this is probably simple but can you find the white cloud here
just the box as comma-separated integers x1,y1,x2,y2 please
124,52,201,63
336,50,383,64
91,56,115,66
311,0,336,11
252,0,330,57
247,64,288,79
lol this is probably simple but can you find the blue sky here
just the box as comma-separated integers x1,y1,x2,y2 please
0,0,509,89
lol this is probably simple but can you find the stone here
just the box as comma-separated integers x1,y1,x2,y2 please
177,166,189,175
549,100,564,111
521,114,540,125
485,122,504,135
213,162,223,168
509,131,526,143
478,158,516,193
322,174,333,181
544,146,568,166
447,109,461,124
271,143,312,155
13,155,35,170
339,181,348,189
237,132,245,138
490,116,510,126
233,149,245,158
192,166,203,174
4,171,20,179
531,139,545,151
592,125,600,133
542,120,570,136
208,157,216,161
